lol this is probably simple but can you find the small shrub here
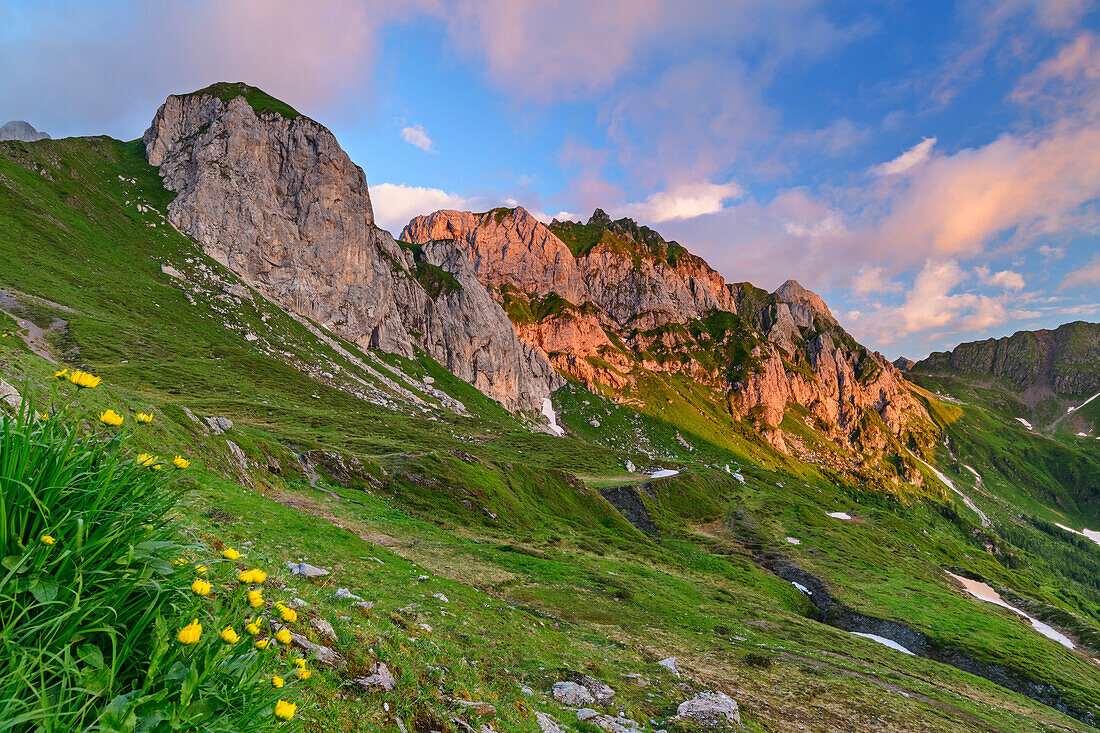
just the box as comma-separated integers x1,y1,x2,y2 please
742,652,774,668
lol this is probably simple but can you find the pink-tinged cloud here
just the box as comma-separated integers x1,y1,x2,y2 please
871,137,936,176
620,181,744,223
1060,254,1100,291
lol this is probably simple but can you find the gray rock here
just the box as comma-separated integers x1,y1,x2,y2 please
576,709,599,721
581,675,615,705
204,416,233,434
286,561,329,578
310,617,337,641
160,264,186,280
674,692,741,729
288,598,309,608
432,592,450,603
535,713,565,733
334,587,363,600
448,698,496,719
551,681,595,707
0,121,50,142
0,380,20,409
657,657,680,677
589,715,641,733
589,419,601,428
354,661,395,691
352,600,375,611
289,632,345,668
143,89,561,412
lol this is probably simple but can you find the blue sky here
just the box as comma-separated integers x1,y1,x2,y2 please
1,0,1098,359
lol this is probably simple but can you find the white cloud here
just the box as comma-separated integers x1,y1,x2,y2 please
1038,244,1065,259
872,137,936,176
621,181,743,223
976,267,1025,290
371,183,470,235
400,124,435,152
850,266,902,296
1060,253,1100,291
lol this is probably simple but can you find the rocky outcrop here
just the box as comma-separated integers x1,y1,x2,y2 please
403,207,933,459
143,84,561,412
0,121,50,142
914,321,1100,399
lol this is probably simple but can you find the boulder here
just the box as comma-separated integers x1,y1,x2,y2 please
551,681,595,707
289,632,345,668
581,675,616,705
354,661,396,691
286,561,329,578
657,657,679,677
674,692,741,729
310,617,337,641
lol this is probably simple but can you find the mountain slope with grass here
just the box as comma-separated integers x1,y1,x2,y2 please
2,83,1100,732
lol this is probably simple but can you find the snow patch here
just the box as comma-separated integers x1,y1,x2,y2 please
850,632,915,656
1070,389,1100,412
827,512,852,520
946,572,1075,649
1054,523,1100,548
541,398,565,437
791,581,812,595
1015,417,1033,429
785,537,802,545
649,469,680,479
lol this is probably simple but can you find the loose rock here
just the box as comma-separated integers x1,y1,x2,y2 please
287,562,329,578
674,692,741,729
552,681,595,707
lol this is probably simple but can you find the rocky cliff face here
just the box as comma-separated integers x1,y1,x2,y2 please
403,207,933,461
0,121,50,142
914,322,1100,399
143,84,561,412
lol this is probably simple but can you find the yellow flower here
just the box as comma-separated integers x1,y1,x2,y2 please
238,569,255,584
173,455,191,469
247,589,264,608
221,547,241,560
36,411,49,421
40,534,56,545
245,622,261,636
274,700,297,721
173,557,188,566
68,370,101,389
98,409,123,427
293,657,308,669
295,668,311,680
220,626,240,644
271,676,284,688
177,619,202,645
190,579,212,596
151,464,162,471
53,369,69,380
239,568,267,584
254,639,270,649
135,412,153,423
282,607,298,623
137,453,158,467
275,628,292,645
194,565,207,575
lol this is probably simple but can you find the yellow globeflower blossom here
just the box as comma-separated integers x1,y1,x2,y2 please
151,464,162,471
98,410,124,427
295,668,311,680
190,579,212,596
274,700,297,721
245,622,261,635
248,589,264,608
135,412,153,423
68,370,102,389
173,455,191,469
271,676,284,688
36,411,49,421
137,453,158,467
221,547,241,560
278,606,297,623
177,619,202,644
53,369,69,380
275,628,292,645
220,626,240,644
293,658,308,669
254,639,270,649
194,565,207,575
40,535,56,545
238,569,256,584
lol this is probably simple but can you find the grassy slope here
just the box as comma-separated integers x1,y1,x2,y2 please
2,136,1100,731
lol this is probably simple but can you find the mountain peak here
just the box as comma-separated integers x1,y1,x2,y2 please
588,208,613,225
0,120,50,142
774,279,835,323
180,81,302,120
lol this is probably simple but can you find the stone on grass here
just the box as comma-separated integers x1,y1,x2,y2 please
581,675,615,705
334,587,363,600
204,416,233,434
354,661,395,691
289,632,345,668
0,380,19,409
352,600,375,611
286,561,329,578
674,692,741,728
590,715,641,733
310,617,337,641
577,709,599,721
657,657,679,677
432,592,450,603
552,681,595,707
535,713,565,733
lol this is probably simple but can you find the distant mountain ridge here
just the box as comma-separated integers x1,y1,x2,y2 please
0,120,50,142
913,322,1100,401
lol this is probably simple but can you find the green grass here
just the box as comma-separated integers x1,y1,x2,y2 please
185,82,302,120
3,134,1100,731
